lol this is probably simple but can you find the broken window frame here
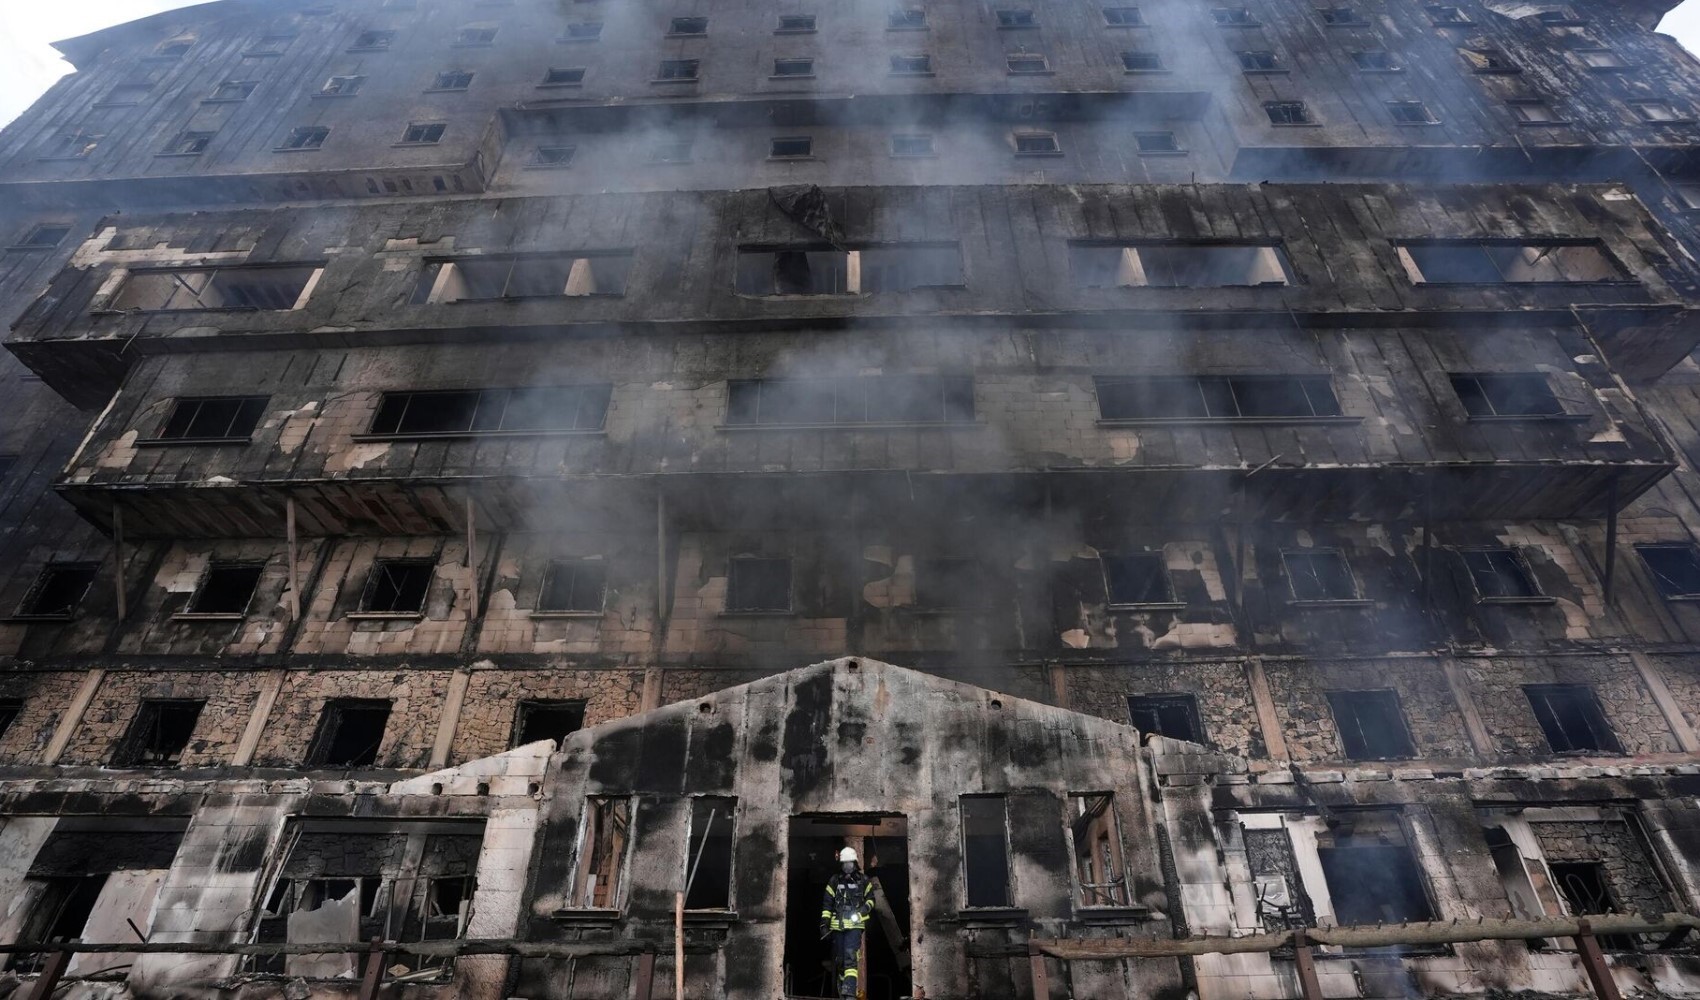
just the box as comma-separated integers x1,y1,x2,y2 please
207,80,258,102
1351,49,1400,70
0,699,21,741
1134,130,1182,153
1425,4,1471,24
1463,47,1521,73
1525,683,1621,754
1574,47,1628,70
399,122,447,145
1449,373,1568,419
1547,861,1637,949
40,131,103,160
541,67,586,86
1095,375,1338,421
561,21,604,40
1237,49,1281,72
777,14,818,32
772,57,815,77
251,821,485,977
1636,543,1700,599
1326,689,1417,760
1508,98,1566,124
1264,100,1315,125
891,132,936,156
182,561,267,617
1212,6,1259,24
890,53,935,74
454,25,498,46
530,145,577,167
960,795,1014,909
668,15,709,35
357,559,436,615
112,699,206,768
724,376,976,427
996,8,1039,27
429,70,475,91
160,130,216,156
570,796,634,910
365,386,613,437
414,254,634,302
305,698,394,768
655,59,701,82
913,556,987,611
726,556,793,613
1013,129,1062,154
513,698,587,748
1072,243,1296,289
1006,51,1050,74
1632,99,1691,123
14,562,99,620
1459,548,1546,603
1387,100,1439,124
319,75,366,96
109,265,321,313
1316,5,1368,24
1067,793,1129,908
7,875,112,974
350,29,395,50
1127,693,1206,744
1101,552,1178,607
683,797,737,911
148,396,270,443
1399,240,1624,284
734,243,966,296
1282,549,1362,603
1315,832,1438,926
536,558,608,614
278,125,330,151
1103,5,1144,25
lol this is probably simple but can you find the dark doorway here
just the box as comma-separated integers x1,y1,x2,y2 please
785,814,911,1000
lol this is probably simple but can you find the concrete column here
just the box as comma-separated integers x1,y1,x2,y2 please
1242,658,1288,761
41,669,105,764
430,667,474,768
1439,655,1496,758
1048,662,1069,708
1628,650,1700,752
641,666,663,712
231,670,286,766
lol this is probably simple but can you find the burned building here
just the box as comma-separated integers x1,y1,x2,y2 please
8,0,1700,996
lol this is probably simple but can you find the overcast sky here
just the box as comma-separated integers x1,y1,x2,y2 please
2,0,1700,128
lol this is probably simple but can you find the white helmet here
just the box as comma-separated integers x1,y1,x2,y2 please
837,847,858,863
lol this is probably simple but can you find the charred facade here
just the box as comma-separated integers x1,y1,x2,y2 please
7,0,1700,997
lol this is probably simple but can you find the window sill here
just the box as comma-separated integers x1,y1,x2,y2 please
201,98,250,105
524,162,576,170
537,83,584,89
719,609,795,617
272,146,324,153
886,25,930,31
1269,122,1323,128
3,615,74,623
1097,417,1359,427
1014,150,1065,158
1138,149,1189,157
1107,602,1188,612
683,909,739,926
1008,69,1056,76
1124,69,1173,74
1639,118,1700,126
1288,599,1373,608
93,307,261,316
651,79,701,85
347,46,393,53
1583,65,1631,72
903,606,995,616
424,88,472,94
770,75,818,81
5,244,59,252
998,23,1041,29
312,93,360,99
889,71,938,78
1323,19,1372,26
774,28,818,34
890,151,938,158
718,421,982,431
1216,20,1264,27
1357,67,1405,73
1477,596,1558,606
242,50,285,57
1463,413,1591,423
530,610,606,619
1660,594,1700,602
154,152,205,159
956,907,1028,926
769,155,818,162
437,293,624,303
557,37,603,43
452,42,496,49
1243,69,1290,75
171,612,246,622
38,156,95,162
1393,121,1443,126
346,612,425,621
1472,67,1524,75
393,142,445,148
352,430,606,442
550,908,622,925
1515,119,1573,126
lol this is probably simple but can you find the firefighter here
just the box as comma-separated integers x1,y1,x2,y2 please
819,846,874,999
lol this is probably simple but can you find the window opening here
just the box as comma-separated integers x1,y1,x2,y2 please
543,67,586,85
280,126,329,150
657,59,701,81
1462,549,1541,600
778,14,817,31
1352,49,1397,69
432,71,474,90
114,267,318,312
456,26,497,44
1127,694,1204,743
726,376,974,426
306,699,392,767
1096,375,1337,419
17,563,98,618
1238,50,1280,71
998,9,1038,27
1638,544,1700,598
670,16,708,34
888,9,927,28
960,796,1011,907
1213,7,1257,24
401,123,447,144
1450,373,1564,417
514,699,586,748
1122,50,1163,70
370,387,612,434
0,699,20,740
1102,552,1172,605
1072,243,1293,287
538,558,607,612
728,557,792,612
321,75,365,95
1014,130,1060,153
563,22,603,40
1264,101,1313,124
574,797,632,908
1069,794,1127,906
210,80,257,101
1135,131,1180,152
914,557,979,610
735,244,963,295
162,131,215,155
534,145,577,166
361,560,434,613
892,133,935,155
1526,684,1619,753
186,562,265,615
684,797,737,910
774,57,815,76
1104,6,1144,25
1326,690,1415,759
114,699,204,767
1317,840,1436,923
1388,101,1437,123
891,54,933,73
771,136,813,157
351,30,395,49
415,255,632,301
1007,52,1049,73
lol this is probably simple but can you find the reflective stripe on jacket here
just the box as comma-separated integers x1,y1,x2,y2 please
821,870,874,931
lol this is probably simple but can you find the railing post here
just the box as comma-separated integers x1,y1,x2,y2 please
1028,942,1050,1000
20,950,71,1000
1574,920,1623,1000
1291,927,1324,1000
357,936,387,1000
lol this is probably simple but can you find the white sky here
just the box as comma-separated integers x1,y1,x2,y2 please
0,0,1698,128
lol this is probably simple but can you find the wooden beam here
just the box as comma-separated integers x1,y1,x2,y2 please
1292,927,1324,1000
357,937,386,1000
286,497,300,620
19,950,70,1000
1029,943,1050,1000
1574,921,1623,1000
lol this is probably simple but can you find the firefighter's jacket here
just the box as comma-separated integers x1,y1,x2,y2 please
821,869,875,932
